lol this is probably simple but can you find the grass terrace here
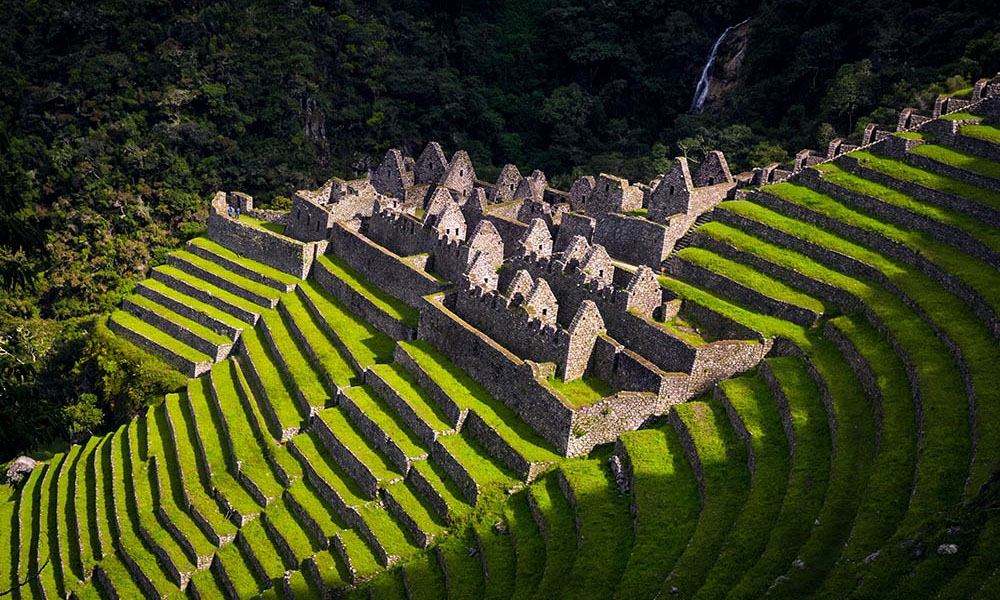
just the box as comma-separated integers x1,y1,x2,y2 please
286,478,347,537
126,292,232,347
171,249,283,304
310,547,351,591
368,363,453,433
696,373,790,599
815,162,1000,252
315,407,403,484
895,131,932,140
139,278,251,334
237,518,287,580
474,515,517,600
265,496,322,564
436,433,520,494
384,479,448,541
401,552,447,599
730,356,832,598
545,373,614,408
72,437,104,574
505,492,546,600
278,292,360,388
960,123,1000,144
237,213,290,238
848,150,1000,212
185,377,263,517
339,528,381,579
261,307,335,409
940,110,982,121
341,385,426,460
910,143,1000,180
188,236,300,287
36,452,63,598
398,340,559,463
216,540,261,598
558,460,632,600
356,503,417,559
528,473,578,600
614,425,700,599
55,444,82,589
298,280,397,367
410,459,475,522
436,526,485,599
288,431,368,507
153,264,264,319
109,310,210,364
316,253,419,328
676,246,830,316
240,328,307,434
208,361,285,499
659,399,750,598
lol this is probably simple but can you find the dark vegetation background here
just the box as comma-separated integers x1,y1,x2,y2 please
2,0,999,461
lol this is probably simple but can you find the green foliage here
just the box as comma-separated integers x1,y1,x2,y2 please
62,393,104,441
71,318,187,425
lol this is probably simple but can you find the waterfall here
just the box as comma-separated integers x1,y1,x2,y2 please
690,17,751,114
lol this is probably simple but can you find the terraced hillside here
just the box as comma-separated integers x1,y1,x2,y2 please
6,90,1000,599
2,232,562,599
328,103,1000,598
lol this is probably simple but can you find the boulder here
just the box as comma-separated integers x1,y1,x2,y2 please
5,456,38,485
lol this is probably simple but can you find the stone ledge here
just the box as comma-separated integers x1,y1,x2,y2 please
107,317,209,378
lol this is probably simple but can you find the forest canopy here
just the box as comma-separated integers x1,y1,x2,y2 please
2,0,999,461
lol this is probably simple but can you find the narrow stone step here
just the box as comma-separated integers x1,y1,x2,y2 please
137,278,250,341
151,264,262,325
167,249,281,309
187,237,300,292
123,293,233,362
338,384,428,474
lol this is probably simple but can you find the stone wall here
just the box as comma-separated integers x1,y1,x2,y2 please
593,213,670,267
208,210,315,279
312,257,416,341
325,223,448,308
418,293,576,455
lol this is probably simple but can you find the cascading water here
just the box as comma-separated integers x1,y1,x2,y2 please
690,17,751,114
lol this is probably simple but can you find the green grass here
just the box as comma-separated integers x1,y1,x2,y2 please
940,110,981,121
384,479,448,539
316,253,419,327
279,292,361,388
530,473,579,599
815,162,1000,253
545,373,614,407
139,278,251,332
340,528,381,579
402,552,447,599
172,249,283,302
437,526,485,599
286,478,347,537
209,361,285,499
240,327,307,434
848,149,1000,212
316,407,403,484
298,280,397,367
676,247,829,315
262,307,335,409
559,460,633,600
910,143,1000,180
506,491,546,600
399,340,559,463
341,384,427,459
288,431,368,507
217,540,262,598
310,548,350,591
752,187,999,495
367,565,409,599
35,452,63,599
659,399,751,599
410,459,475,523
357,504,417,560
126,292,232,346
707,194,995,592
368,363,453,432
821,318,916,568
730,356,832,599
109,310,210,364
614,425,700,599
123,420,197,578
93,555,147,599
188,236,300,286
895,131,931,140
162,393,237,540
695,373,789,599
185,377,262,516
437,433,520,495
106,427,176,598
153,264,264,317
237,518,287,580
960,123,1000,145
239,213,294,239
55,443,83,588
265,496,322,564
475,513,517,600
72,436,105,576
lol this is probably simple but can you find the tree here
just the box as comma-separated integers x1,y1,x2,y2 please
826,59,875,134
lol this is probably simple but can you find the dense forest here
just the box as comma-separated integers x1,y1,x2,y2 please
2,0,1000,461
